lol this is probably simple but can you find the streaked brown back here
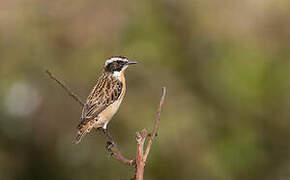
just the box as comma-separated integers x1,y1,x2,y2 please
77,72,123,129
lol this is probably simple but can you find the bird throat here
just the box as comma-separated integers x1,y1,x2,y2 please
112,65,128,79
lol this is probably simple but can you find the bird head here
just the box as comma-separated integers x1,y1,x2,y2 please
104,56,137,75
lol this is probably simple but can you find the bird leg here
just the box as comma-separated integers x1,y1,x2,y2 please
94,128,116,151
103,129,116,148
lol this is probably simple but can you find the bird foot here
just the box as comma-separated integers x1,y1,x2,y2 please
106,141,116,151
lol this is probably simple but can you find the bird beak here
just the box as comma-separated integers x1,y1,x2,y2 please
127,60,138,65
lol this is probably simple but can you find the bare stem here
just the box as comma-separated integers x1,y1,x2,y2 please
45,69,135,167
143,87,166,161
45,69,84,106
135,87,167,180
107,143,136,166
45,69,167,180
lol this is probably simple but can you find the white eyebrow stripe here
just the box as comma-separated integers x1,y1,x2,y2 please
105,57,128,66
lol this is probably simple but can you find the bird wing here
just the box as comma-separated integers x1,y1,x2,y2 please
77,75,123,130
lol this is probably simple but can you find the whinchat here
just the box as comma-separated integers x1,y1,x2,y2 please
73,56,137,144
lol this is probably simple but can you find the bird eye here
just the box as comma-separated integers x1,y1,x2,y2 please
116,60,122,65
105,60,124,72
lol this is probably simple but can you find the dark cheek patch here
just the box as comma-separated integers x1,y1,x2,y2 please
105,61,126,72
115,62,123,71
106,62,117,72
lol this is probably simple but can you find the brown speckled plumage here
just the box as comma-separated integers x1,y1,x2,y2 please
73,72,124,144
73,57,137,144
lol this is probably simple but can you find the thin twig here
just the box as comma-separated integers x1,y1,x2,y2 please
143,87,166,161
45,69,135,167
107,143,136,166
134,87,167,180
45,69,167,180
45,69,84,106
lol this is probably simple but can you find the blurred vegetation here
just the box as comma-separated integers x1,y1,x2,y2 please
1,0,290,179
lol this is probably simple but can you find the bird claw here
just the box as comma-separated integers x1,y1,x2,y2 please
106,141,116,151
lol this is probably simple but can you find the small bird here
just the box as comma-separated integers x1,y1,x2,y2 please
73,56,137,144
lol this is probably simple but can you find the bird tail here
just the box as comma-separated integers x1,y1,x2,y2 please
72,125,92,144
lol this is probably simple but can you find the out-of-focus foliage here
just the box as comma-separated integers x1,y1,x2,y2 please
1,0,290,179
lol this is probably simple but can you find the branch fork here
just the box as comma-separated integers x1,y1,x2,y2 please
45,70,166,180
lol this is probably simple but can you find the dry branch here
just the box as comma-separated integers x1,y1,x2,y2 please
45,70,84,106
45,70,135,166
135,88,166,180
45,69,167,180
144,87,166,161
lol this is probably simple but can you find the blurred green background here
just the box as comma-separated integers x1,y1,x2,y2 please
1,0,290,179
